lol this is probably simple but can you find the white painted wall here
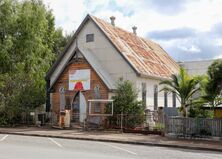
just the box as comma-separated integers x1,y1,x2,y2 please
136,77,179,110
50,18,179,110
77,20,137,84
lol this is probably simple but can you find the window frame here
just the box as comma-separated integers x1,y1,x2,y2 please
142,82,147,106
154,85,158,110
86,33,94,43
164,91,168,107
172,92,176,107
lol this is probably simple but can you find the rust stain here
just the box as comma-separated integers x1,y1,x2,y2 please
92,16,180,79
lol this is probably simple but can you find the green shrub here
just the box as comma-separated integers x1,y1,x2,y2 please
106,78,145,128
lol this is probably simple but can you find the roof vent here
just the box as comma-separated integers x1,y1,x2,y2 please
132,26,137,35
110,16,115,26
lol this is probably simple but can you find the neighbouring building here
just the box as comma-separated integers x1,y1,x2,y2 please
178,59,217,76
45,14,180,127
179,59,222,118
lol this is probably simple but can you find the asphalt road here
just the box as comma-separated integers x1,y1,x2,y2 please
0,134,222,159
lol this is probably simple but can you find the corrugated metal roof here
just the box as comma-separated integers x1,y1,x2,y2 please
91,15,180,79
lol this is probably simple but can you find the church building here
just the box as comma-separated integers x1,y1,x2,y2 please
45,14,180,127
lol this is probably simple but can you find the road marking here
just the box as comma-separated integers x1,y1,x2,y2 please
0,135,8,141
48,138,62,148
100,143,137,155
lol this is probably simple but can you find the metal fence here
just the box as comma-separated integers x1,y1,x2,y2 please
0,111,36,127
165,117,222,138
82,112,164,132
50,111,164,132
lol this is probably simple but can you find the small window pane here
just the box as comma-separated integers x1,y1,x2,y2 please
86,34,94,42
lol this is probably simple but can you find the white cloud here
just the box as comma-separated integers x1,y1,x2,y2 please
215,38,222,46
178,45,201,54
44,0,87,34
43,0,222,35
42,0,222,61
214,54,222,59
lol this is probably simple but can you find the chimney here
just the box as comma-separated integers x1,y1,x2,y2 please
110,16,115,26
132,26,137,35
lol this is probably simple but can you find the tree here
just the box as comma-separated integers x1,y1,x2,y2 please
187,75,213,118
160,68,200,117
107,78,145,128
53,28,73,56
201,59,222,108
0,0,67,125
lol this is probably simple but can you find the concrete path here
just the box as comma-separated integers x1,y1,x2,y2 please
0,127,221,152
0,134,222,159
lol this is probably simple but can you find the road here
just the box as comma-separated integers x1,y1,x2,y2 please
0,134,221,159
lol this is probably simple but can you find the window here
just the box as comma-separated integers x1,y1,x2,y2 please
164,91,168,107
142,83,147,106
94,85,101,113
154,85,158,110
86,34,94,42
65,95,71,110
59,87,66,111
172,92,176,107
94,102,101,113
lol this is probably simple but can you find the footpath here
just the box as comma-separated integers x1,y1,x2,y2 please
0,127,221,152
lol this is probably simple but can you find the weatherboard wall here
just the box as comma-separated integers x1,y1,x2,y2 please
77,20,137,83
51,58,109,114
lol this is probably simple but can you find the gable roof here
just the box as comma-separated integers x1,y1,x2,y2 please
91,15,179,79
46,14,179,83
48,47,116,91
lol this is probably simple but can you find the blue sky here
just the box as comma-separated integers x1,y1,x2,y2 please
43,0,222,61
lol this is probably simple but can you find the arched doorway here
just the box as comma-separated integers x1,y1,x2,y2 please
71,92,80,123
71,91,87,123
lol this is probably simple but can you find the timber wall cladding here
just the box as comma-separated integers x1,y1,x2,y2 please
52,59,109,114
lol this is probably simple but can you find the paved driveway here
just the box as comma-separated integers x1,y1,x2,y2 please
0,134,222,159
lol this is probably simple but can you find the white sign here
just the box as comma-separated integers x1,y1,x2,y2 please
69,69,90,90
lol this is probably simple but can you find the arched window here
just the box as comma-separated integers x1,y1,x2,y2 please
59,87,66,111
154,85,158,110
172,92,176,107
164,91,168,107
94,85,101,113
142,82,147,106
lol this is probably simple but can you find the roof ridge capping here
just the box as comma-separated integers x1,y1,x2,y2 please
89,14,160,46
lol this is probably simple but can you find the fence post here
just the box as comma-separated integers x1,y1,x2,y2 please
163,114,167,135
121,112,123,133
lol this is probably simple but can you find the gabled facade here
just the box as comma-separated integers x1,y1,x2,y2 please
45,14,180,125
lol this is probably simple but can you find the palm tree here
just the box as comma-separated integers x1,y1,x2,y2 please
160,68,200,117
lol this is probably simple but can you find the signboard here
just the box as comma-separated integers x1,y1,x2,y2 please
69,69,90,90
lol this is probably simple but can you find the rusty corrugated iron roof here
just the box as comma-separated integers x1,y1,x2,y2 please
91,15,180,79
